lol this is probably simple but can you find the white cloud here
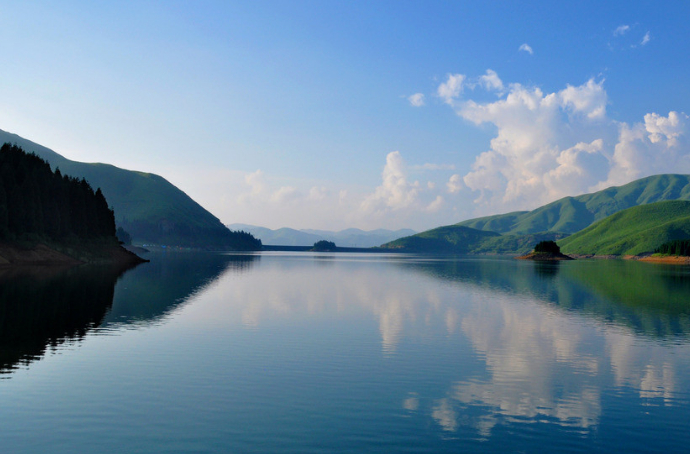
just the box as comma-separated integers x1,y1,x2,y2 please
603,111,690,187
614,25,630,36
438,71,690,212
479,69,504,92
240,169,267,201
437,74,465,105
446,174,463,194
641,31,651,45
426,195,444,212
361,151,419,213
270,186,299,203
308,186,328,201
408,93,425,107
518,43,533,55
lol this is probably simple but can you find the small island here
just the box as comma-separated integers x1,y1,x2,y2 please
516,240,574,261
311,240,336,252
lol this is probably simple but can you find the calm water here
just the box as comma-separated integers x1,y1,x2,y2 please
1,252,690,453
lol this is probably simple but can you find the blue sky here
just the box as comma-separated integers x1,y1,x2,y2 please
2,1,690,230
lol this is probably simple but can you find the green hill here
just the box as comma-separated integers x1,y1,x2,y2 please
558,201,690,256
381,225,564,255
387,174,690,255
382,225,500,253
0,129,259,250
457,174,690,235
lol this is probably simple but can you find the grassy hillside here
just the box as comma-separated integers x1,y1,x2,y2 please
457,174,690,235
0,129,258,249
559,201,690,256
382,225,501,253
381,225,564,255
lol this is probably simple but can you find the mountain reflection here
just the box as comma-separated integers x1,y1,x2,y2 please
104,252,258,326
399,257,690,339
0,252,257,375
0,264,130,375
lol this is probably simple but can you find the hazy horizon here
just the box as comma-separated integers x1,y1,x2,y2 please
2,1,689,231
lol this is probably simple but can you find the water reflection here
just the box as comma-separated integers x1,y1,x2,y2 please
0,264,130,375
103,252,258,326
0,252,258,375
211,254,690,440
400,258,690,339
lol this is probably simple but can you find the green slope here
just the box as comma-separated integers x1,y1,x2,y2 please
559,200,690,256
456,174,690,235
383,225,501,253
381,225,564,255
0,129,258,249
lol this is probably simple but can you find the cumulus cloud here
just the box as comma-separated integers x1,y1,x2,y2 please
408,93,425,107
604,111,690,187
519,43,533,55
614,24,630,36
447,174,463,194
437,74,465,105
479,69,504,92
361,151,419,213
439,71,690,211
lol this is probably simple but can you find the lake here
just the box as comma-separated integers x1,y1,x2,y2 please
1,251,689,453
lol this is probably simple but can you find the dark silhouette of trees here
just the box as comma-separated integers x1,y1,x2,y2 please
534,240,561,254
312,240,336,251
0,143,116,242
655,239,690,256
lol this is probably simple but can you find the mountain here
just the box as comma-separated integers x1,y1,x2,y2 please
0,129,260,250
385,174,690,254
382,225,501,253
457,174,690,235
382,226,565,255
227,224,416,247
559,201,690,256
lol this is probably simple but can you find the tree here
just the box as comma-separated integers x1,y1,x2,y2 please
312,240,336,252
534,240,560,254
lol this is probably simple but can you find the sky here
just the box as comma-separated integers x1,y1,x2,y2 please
1,1,690,231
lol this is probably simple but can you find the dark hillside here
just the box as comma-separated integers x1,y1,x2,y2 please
0,129,260,250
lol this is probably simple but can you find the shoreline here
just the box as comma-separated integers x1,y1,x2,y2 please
0,241,147,268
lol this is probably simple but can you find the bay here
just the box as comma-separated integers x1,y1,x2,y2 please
1,252,689,453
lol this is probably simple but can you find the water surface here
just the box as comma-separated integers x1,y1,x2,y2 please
1,252,689,453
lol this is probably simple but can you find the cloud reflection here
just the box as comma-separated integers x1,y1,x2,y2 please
209,255,690,437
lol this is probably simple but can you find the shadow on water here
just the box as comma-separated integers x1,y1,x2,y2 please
0,263,134,375
399,257,690,340
0,252,258,375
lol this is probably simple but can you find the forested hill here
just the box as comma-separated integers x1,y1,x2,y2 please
0,143,115,241
0,129,261,250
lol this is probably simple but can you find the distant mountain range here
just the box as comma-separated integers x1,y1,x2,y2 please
384,174,690,255
227,224,416,247
0,129,260,249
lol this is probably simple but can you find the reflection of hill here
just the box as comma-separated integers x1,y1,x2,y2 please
103,252,258,326
398,258,690,339
0,264,134,374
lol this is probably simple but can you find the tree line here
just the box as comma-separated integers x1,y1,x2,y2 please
0,143,116,242
655,239,690,256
